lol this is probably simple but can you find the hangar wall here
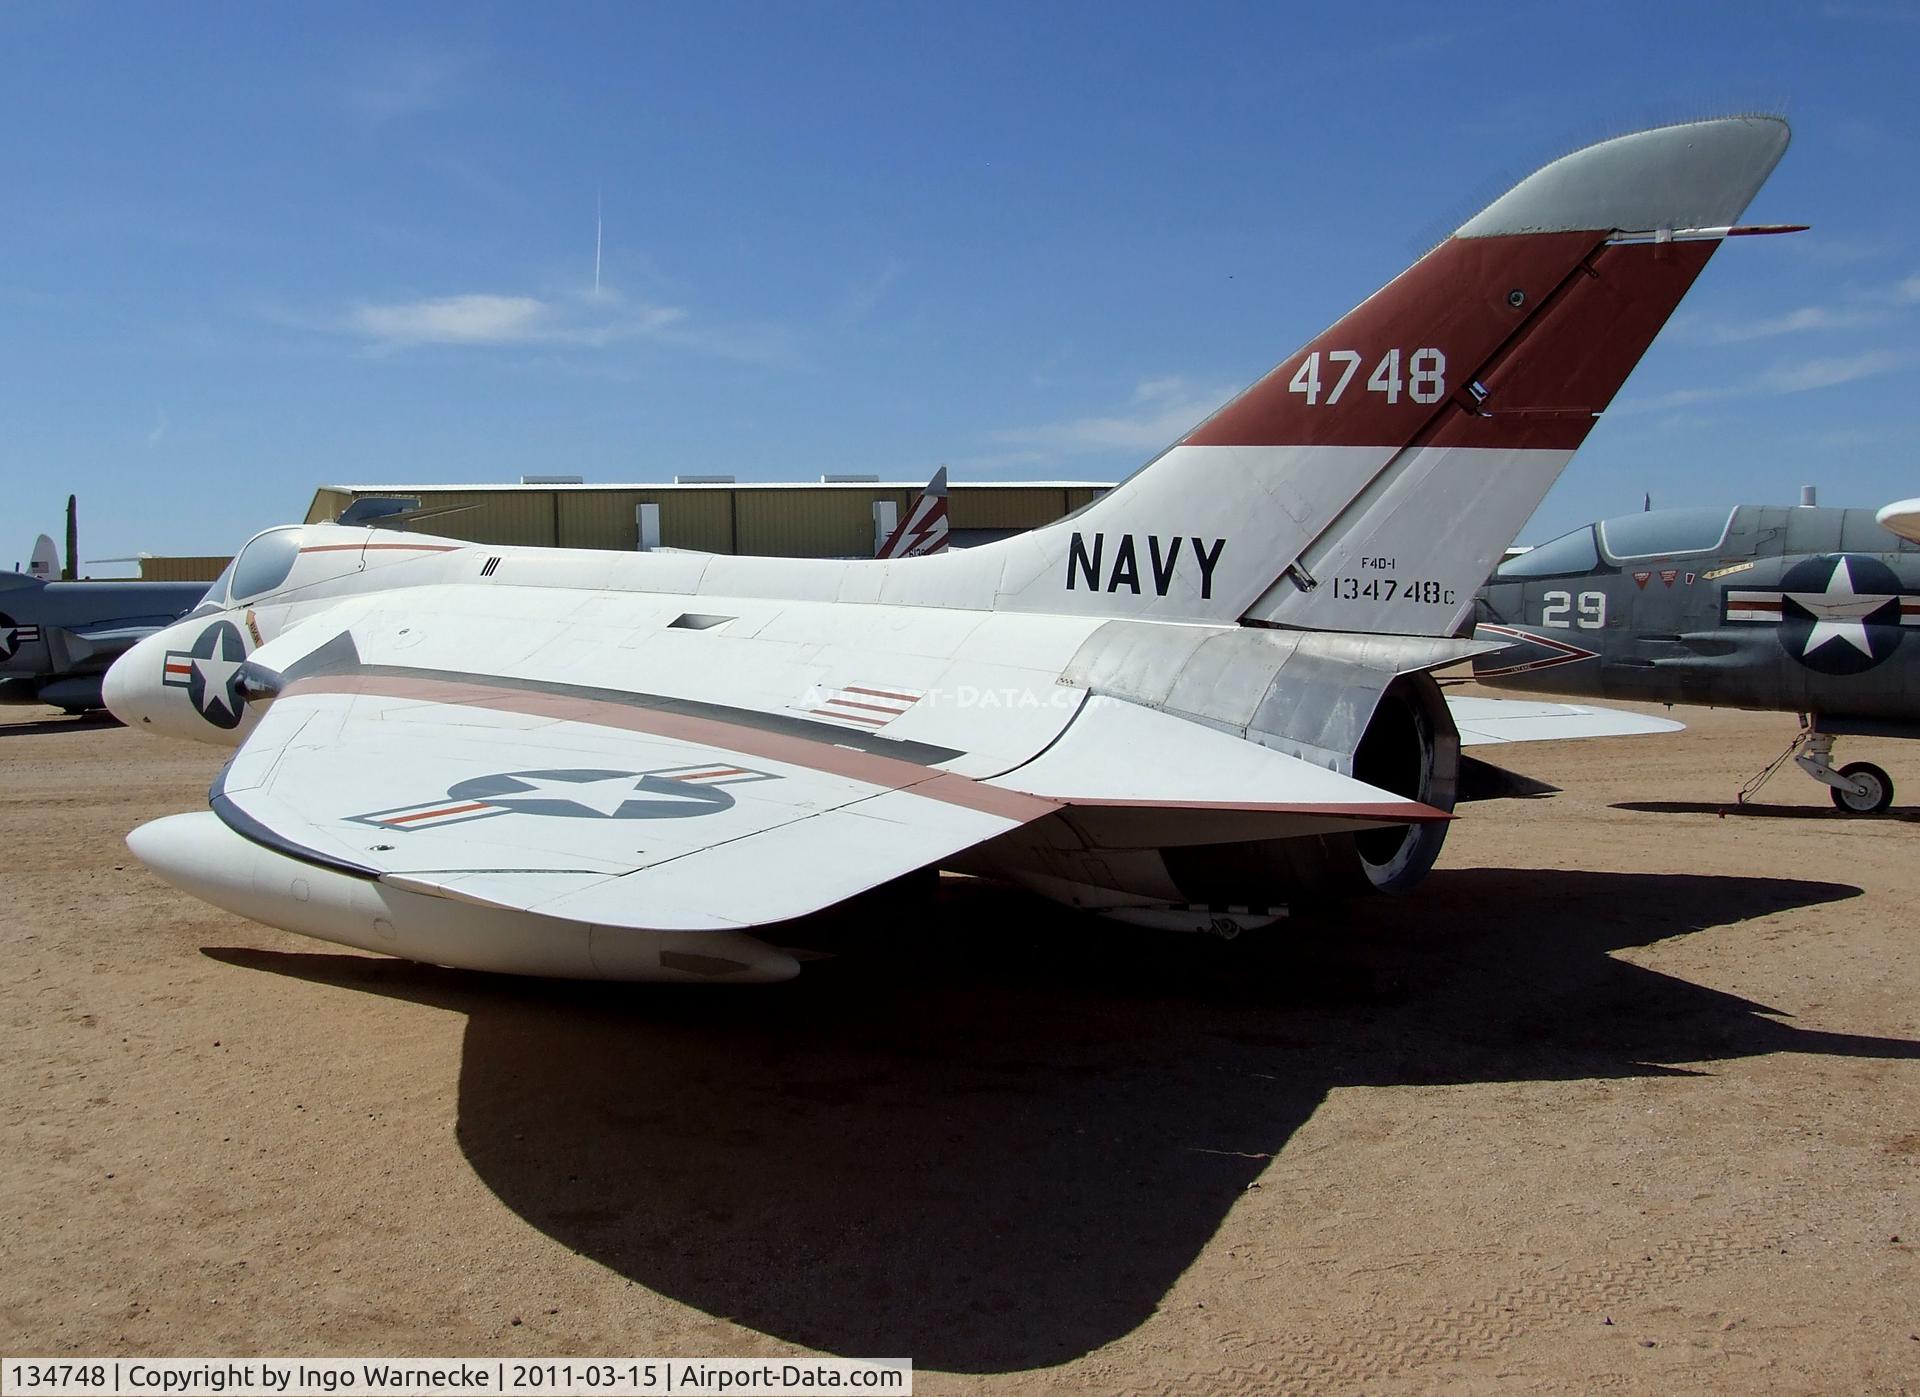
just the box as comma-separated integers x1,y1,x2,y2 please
140,479,1110,581
302,481,1110,556
138,556,235,583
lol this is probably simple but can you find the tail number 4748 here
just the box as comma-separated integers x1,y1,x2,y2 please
1289,348,1446,406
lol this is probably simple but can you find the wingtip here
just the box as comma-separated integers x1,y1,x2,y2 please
1455,114,1792,240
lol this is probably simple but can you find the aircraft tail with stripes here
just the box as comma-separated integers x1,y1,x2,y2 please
876,467,950,558
987,117,1793,636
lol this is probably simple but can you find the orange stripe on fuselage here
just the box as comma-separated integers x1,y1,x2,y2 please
298,543,462,554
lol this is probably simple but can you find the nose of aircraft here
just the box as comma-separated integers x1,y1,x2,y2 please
105,614,255,745
103,628,167,728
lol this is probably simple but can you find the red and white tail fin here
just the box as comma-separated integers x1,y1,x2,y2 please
877,466,950,558
988,117,1791,634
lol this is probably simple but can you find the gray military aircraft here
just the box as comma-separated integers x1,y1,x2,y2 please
1471,500,1920,813
1,542,208,712
1,497,479,716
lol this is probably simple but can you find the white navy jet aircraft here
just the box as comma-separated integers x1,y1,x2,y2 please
105,117,1790,983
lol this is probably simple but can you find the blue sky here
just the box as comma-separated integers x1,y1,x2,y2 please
3,1,1916,570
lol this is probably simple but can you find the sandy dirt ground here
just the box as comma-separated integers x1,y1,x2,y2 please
2,693,1916,1394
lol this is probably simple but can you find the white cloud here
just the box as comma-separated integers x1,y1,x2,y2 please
350,294,550,345
342,289,685,350
1776,231,1905,266
1679,269,1920,343
1759,349,1908,392
1619,385,1743,414
345,50,479,120
146,408,169,446
308,285,803,367
646,318,802,367
836,258,905,325
1130,375,1194,402
1696,304,1885,343
997,375,1238,454
1619,349,1908,414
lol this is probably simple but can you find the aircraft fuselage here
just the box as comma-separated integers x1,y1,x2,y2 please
0,575,208,711
1475,504,1920,737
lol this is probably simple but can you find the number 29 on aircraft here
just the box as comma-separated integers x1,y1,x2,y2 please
1541,590,1607,629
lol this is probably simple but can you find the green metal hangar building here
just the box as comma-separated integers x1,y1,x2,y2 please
302,476,1111,558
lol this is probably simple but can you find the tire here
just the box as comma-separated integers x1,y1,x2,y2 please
1830,761,1894,815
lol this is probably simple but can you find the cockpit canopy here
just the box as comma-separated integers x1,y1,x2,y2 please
198,526,304,610
1495,525,1598,578
1496,506,1736,579
1596,506,1734,561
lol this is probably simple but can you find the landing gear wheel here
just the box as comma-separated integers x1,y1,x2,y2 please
1830,761,1893,815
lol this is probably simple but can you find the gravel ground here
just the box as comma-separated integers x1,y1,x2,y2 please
2,695,1915,1394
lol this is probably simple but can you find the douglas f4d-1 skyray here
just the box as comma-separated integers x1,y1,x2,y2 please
1476,494,1920,813
104,117,1790,983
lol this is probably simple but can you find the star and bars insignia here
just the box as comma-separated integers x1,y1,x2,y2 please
161,620,249,729
0,614,43,662
350,764,782,831
1722,552,1920,676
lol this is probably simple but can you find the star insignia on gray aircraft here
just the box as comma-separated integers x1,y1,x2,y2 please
350,765,781,831
1723,553,1920,676
161,620,249,728
0,613,44,661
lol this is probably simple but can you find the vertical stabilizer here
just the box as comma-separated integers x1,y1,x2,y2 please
28,534,59,581
985,117,1791,634
877,467,951,558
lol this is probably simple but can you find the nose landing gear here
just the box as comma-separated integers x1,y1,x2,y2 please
1738,721,1895,814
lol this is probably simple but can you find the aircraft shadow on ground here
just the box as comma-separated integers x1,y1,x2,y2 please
207,867,1918,1373
1614,799,1920,824
0,712,121,739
